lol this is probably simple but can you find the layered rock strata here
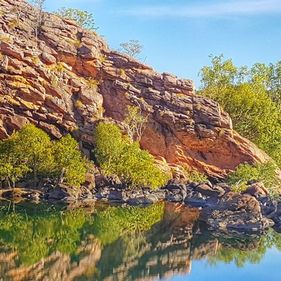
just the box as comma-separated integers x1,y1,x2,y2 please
0,0,269,177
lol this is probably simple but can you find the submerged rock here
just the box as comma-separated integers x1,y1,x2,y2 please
0,188,42,202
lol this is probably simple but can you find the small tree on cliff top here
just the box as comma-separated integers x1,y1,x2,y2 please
120,40,143,58
56,8,97,30
31,0,46,39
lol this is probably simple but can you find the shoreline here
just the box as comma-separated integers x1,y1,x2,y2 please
1,180,280,235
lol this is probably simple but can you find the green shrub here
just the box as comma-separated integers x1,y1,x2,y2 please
52,134,88,187
186,170,208,183
0,125,88,188
227,161,280,195
2,124,55,184
94,122,170,189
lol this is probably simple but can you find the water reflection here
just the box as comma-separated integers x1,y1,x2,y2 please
0,202,280,281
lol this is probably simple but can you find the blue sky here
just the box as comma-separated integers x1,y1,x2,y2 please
44,0,281,88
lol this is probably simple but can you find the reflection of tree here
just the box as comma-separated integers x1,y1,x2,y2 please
92,203,165,245
0,203,89,265
207,229,281,267
0,202,280,281
95,204,201,281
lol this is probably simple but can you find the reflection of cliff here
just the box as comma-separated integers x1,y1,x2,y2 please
0,238,101,281
95,204,281,281
96,204,217,281
0,203,280,281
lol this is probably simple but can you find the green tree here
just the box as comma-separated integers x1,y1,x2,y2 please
31,0,46,39
52,134,87,187
56,7,97,30
123,105,147,142
199,55,281,166
0,135,30,188
12,124,54,184
94,123,169,189
250,61,281,104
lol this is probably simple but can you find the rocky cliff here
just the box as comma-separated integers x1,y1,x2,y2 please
0,0,268,177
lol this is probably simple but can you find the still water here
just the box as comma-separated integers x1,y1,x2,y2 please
0,201,280,281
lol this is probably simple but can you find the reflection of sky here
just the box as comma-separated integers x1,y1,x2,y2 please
169,248,281,281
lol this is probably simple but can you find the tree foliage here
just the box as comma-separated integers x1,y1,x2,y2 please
227,161,280,195
12,124,54,182
0,135,30,187
56,7,97,30
123,105,147,142
94,122,169,189
120,40,143,58
31,0,46,39
0,125,88,188
52,134,87,187
199,55,281,165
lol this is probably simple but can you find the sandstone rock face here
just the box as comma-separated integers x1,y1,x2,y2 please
0,0,269,177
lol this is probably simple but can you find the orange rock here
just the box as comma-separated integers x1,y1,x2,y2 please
0,0,269,178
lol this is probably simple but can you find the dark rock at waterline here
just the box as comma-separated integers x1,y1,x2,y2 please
266,201,281,229
157,181,277,234
195,183,225,197
199,192,274,233
244,181,269,198
44,187,72,201
0,178,280,235
164,183,188,202
107,189,125,202
0,188,42,202
184,183,225,208
259,197,277,217
126,197,154,205
94,186,165,205
185,196,221,208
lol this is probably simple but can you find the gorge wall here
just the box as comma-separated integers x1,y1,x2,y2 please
0,0,269,177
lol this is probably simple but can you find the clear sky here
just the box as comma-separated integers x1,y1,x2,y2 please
43,0,281,88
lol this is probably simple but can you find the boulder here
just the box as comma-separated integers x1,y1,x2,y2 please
245,181,269,198
195,183,225,197
202,208,274,233
199,192,274,233
165,184,188,203
44,187,73,201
